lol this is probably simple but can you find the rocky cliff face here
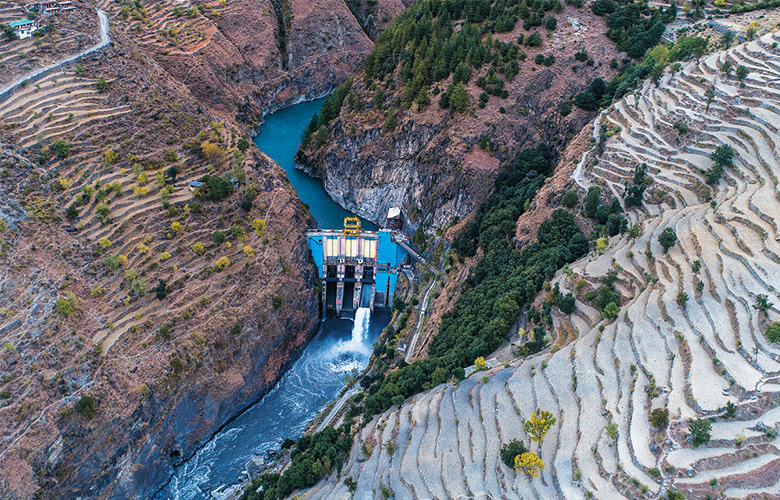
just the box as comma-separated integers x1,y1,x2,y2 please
0,0,406,497
297,4,620,230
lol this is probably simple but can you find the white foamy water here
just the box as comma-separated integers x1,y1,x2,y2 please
331,307,372,357
157,310,387,500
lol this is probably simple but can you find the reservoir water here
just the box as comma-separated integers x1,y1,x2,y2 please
253,98,375,230
158,100,386,499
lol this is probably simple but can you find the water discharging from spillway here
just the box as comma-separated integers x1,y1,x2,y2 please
158,100,388,499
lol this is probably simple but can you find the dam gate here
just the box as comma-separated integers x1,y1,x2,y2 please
307,218,410,318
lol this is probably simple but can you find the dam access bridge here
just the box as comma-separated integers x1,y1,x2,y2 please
307,217,421,317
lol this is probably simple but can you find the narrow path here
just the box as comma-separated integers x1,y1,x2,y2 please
405,278,437,363
0,8,110,103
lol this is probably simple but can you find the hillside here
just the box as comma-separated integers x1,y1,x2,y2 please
301,29,780,500
295,0,626,229
0,0,406,497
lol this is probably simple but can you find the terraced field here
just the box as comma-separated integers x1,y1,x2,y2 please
0,69,130,148
98,0,221,55
304,32,780,500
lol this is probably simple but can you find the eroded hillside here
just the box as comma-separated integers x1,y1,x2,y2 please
0,0,406,497
302,31,780,500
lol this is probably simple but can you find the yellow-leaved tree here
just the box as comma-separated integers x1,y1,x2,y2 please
514,451,544,479
524,410,557,445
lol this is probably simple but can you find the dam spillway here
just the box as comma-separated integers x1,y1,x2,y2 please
307,218,409,317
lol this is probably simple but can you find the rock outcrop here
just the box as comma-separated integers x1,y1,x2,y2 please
297,4,619,229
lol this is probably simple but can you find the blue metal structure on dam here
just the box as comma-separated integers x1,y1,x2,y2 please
307,217,411,317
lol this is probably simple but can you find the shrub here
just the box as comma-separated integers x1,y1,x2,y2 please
75,396,96,419
96,76,107,93
242,245,255,258
98,237,111,249
52,140,71,158
192,242,205,255
676,291,688,307
55,297,74,316
474,356,487,371
650,408,669,429
104,149,118,165
215,256,230,270
160,251,171,261
252,218,266,236
90,286,105,298
231,225,246,240
272,295,282,309
765,322,780,343
171,221,182,233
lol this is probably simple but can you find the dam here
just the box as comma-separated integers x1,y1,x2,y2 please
307,217,410,317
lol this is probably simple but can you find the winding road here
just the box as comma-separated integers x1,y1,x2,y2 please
0,8,110,103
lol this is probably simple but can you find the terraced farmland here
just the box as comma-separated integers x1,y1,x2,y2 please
304,32,780,500
98,0,221,55
0,69,130,149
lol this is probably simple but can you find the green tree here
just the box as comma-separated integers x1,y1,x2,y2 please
735,65,749,87
75,395,96,419
721,30,734,49
52,140,71,158
753,294,773,315
104,149,118,165
561,190,578,208
212,230,226,245
449,83,469,113
584,186,601,218
384,110,398,132
96,76,108,93
705,87,715,112
603,301,619,319
720,59,732,76
500,440,527,468
689,418,711,447
650,408,669,430
559,293,576,314
3,24,18,40
658,227,677,253
676,291,688,307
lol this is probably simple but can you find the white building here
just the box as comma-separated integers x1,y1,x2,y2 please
8,19,40,39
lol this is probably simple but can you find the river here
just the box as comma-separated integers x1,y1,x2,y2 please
157,100,386,499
